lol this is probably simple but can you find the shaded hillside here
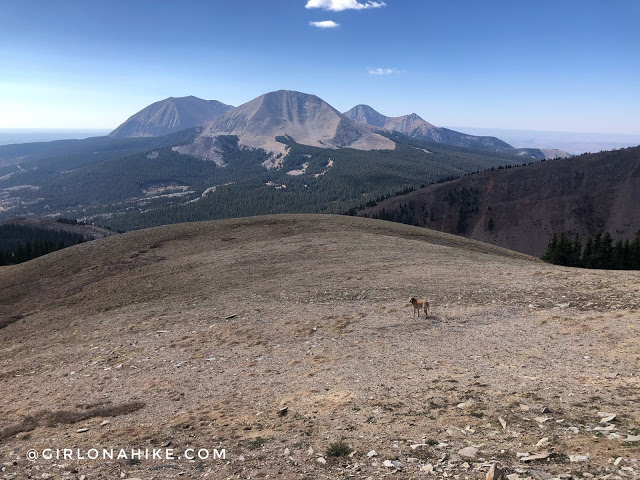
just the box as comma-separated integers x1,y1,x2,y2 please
0,217,116,240
109,96,232,138
1,215,638,479
0,127,201,167
360,146,640,257
0,217,116,266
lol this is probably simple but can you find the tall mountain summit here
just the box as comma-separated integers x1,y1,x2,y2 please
176,90,395,166
344,104,513,151
109,96,233,138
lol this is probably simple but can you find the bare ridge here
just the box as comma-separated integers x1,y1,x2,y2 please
177,90,395,166
344,104,514,151
109,96,233,138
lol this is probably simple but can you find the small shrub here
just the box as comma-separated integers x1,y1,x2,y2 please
248,437,267,450
325,440,352,458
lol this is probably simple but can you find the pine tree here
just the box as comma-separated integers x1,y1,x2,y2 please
632,234,640,269
543,233,559,264
613,240,625,269
582,237,594,268
623,239,631,269
556,232,572,266
601,232,614,269
571,234,583,267
15,243,25,263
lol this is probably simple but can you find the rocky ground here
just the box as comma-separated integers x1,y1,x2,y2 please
0,215,638,479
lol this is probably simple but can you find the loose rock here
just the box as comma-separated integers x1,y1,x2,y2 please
421,463,434,473
458,446,478,458
520,452,550,462
486,464,505,480
569,454,589,462
498,416,507,430
457,399,476,409
535,437,549,447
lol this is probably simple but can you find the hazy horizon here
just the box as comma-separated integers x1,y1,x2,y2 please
0,128,112,146
1,125,638,154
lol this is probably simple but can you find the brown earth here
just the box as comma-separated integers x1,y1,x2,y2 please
361,146,640,257
0,215,638,479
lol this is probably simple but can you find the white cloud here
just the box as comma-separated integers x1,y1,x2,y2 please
309,20,340,28
305,0,387,12
368,67,397,75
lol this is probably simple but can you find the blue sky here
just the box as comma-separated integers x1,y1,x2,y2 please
1,0,639,133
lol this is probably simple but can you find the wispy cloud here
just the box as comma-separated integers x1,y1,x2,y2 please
309,20,340,28
305,0,387,12
368,67,397,75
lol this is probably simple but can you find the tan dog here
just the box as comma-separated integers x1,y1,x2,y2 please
409,297,429,317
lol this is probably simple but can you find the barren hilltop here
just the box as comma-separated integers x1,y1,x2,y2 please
109,96,232,139
176,91,395,164
1,215,638,479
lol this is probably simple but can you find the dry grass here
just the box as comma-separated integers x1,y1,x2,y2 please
0,402,145,440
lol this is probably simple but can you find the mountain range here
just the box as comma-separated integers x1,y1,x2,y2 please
0,94,533,231
109,95,232,138
4,88,628,252
344,104,512,151
109,91,568,161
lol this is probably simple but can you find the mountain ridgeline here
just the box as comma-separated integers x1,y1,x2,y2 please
176,90,395,165
109,96,232,138
343,104,568,160
359,146,640,257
